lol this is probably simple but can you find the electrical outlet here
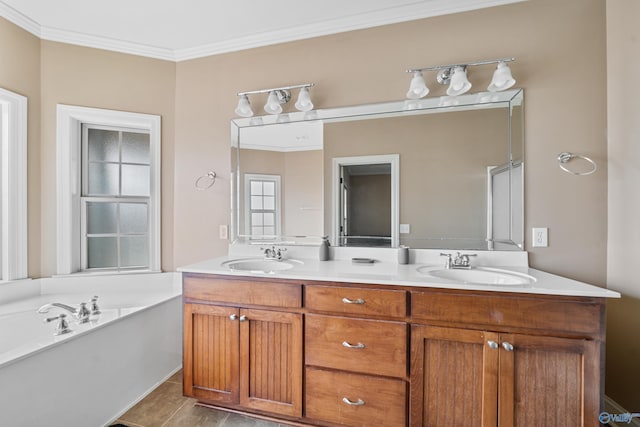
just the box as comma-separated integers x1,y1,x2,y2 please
219,225,228,240
532,227,548,247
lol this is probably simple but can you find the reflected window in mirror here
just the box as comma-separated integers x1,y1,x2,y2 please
245,174,281,237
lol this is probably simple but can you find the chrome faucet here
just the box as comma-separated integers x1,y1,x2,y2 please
37,297,100,324
261,246,286,261
440,252,477,269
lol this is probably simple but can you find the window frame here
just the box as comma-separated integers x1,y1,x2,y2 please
0,87,28,282
56,105,161,275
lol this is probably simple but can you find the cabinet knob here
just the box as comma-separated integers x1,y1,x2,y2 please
342,397,365,406
502,342,514,352
487,340,499,349
239,315,247,322
342,341,366,349
229,314,237,321
342,297,365,305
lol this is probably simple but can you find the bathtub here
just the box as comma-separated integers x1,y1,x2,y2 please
0,272,182,427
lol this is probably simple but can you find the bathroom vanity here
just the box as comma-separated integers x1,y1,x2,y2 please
180,252,618,427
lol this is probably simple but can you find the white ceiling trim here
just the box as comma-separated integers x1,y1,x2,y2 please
1,0,524,62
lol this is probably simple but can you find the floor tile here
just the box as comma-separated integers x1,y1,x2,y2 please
119,381,188,427
163,399,229,427
166,369,183,385
221,412,280,427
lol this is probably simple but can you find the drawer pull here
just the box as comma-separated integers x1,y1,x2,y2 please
487,340,498,349
229,314,237,321
342,397,366,406
342,341,366,349
342,297,365,305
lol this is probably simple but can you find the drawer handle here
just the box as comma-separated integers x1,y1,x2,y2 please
342,297,365,305
342,341,366,349
342,397,365,406
229,314,238,321
487,340,498,349
239,315,248,322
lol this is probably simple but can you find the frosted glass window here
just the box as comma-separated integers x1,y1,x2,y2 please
121,132,150,164
252,213,263,226
88,163,119,195
263,196,275,210
81,124,152,271
251,181,262,195
87,202,117,234
121,165,150,196
87,237,117,269
120,236,148,267
120,203,147,234
251,196,263,210
264,213,274,226
88,129,118,162
263,182,275,196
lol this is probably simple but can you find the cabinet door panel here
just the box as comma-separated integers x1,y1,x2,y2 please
411,325,498,427
239,308,303,417
184,304,239,404
498,334,598,427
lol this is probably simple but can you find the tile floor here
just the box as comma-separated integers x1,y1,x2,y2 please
111,370,286,427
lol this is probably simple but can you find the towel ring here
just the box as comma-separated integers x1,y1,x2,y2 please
195,171,216,190
557,152,597,176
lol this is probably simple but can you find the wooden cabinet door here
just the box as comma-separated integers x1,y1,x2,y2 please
410,325,499,427
183,303,240,404
498,333,599,427
239,308,303,417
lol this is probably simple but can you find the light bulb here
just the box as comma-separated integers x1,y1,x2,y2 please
294,87,314,112
488,62,516,92
446,66,472,96
406,71,429,99
234,95,253,117
264,91,283,115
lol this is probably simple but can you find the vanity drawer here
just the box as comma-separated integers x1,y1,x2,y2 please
411,291,604,337
183,274,302,308
305,367,407,427
305,284,406,319
305,314,406,378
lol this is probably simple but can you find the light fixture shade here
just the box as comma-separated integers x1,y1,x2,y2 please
446,66,472,96
488,62,516,92
406,71,429,99
294,87,314,111
234,95,253,117
264,91,283,115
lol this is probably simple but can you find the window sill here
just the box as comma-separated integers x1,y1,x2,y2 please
52,269,163,279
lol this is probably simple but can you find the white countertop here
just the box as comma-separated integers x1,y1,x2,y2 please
178,247,620,298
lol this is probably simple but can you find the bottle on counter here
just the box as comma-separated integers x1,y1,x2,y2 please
398,245,410,264
319,237,330,261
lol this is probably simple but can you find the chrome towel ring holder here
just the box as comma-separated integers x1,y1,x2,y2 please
557,152,597,176
195,171,217,190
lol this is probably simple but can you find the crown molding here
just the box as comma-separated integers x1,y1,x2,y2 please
1,0,524,62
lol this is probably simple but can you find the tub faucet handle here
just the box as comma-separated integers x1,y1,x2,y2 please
44,313,73,336
76,302,91,323
90,296,101,315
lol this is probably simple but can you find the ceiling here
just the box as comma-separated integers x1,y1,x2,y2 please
0,0,523,62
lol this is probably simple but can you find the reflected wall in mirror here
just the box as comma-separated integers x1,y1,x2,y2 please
231,89,524,250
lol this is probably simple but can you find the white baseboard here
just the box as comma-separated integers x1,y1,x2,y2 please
604,395,640,426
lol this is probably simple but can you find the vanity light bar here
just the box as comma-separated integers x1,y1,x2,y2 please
405,57,515,74
405,57,516,98
237,83,314,97
235,83,315,117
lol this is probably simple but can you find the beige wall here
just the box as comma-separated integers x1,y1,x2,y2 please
0,17,41,277
605,0,640,411
39,41,176,275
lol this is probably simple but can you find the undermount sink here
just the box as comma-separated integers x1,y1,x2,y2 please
222,258,303,273
416,266,536,286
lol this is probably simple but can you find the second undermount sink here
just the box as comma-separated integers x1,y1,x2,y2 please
222,258,303,274
416,266,536,286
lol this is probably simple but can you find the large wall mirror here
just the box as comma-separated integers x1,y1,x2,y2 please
231,89,524,251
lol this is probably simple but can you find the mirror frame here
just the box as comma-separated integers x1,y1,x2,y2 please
230,88,524,249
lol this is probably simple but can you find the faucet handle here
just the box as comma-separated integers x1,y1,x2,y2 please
44,313,73,336
90,296,101,315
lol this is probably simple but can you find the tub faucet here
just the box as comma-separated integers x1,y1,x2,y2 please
37,302,92,323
